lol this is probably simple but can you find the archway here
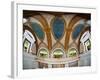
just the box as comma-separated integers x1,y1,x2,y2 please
78,27,91,54
23,25,38,54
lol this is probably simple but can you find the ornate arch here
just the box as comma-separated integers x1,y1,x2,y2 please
78,27,90,53
64,15,83,50
64,14,90,50
23,25,38,54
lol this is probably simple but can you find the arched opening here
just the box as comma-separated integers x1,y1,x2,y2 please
68,48,78,67
78,27,91,66
79,29,91,53
52,48,65,58
23,25,38,54
38,47,49,58
68,48,77,57
23,25,38,69
23,38,31,53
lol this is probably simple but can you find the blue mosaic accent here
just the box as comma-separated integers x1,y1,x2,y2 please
72,24,84,39
31,23,44,40
52,17,64,40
